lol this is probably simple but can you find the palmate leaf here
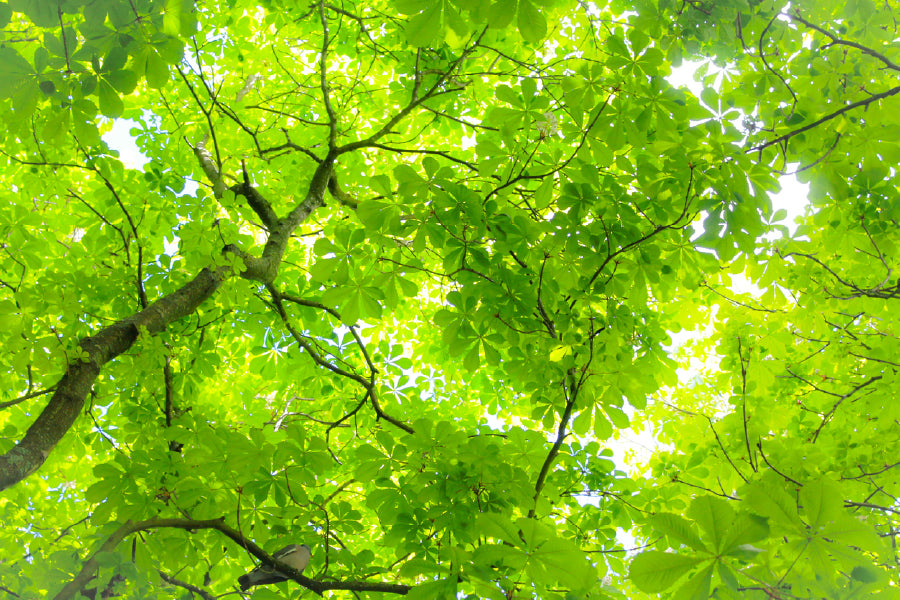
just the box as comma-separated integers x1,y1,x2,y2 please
720,513,769,554
649,513,708,553
687,495,734,553
162,0,181,35
404,1,444,47
516,0,547,43
0,47,35,98
744,478,801,529
0,0,898,598
673,565,713,600
629,551,706,593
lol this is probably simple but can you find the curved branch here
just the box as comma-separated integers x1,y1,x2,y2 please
758,14,798,117
0,266,226,491
529,368,586,518
789,10,900,72
266,286,414,434
158,571,215,600
365,142,478,171
586,164,695,289
0,158,336,491
748,84,900,155
336,28,488,155
54,517,412,600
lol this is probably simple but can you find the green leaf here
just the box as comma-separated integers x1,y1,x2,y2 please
357,200,389,231
700,87,718,108
649,513,708,553
720,513,769,554
102,47,129,74
405,2,444,47
41,108,70,144
603,404,629,428
822,514,883,553
630,551,704,593
395,0,429,14
534,176,554,206
393,163,423,184
850,565,879,583
15,0,56,26
476,513,520,545
163,0,182,35
687,496,734,552
487,0,517,30
0,3,11,28
744,479,800,527
517,0,547,43
799,477,842,529
495,84,521,106
607,34,630,58
0,47,34,98
531,537,596,590
405,578,457,600
105,70,139,94
548,344,570,362
473,544,528,571
145,50,169,89
673,565,712,600
98,80,124,117
717,562,739,591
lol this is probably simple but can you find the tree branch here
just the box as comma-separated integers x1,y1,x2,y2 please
789,10,900,72
54,517,412,600
0,386,55,411
318,0,339,149
0,266,226,491
158,571,214,600
336,28,488,155
748,84,900,155
231,160,280,229
586,164,695,289
266,286,414,434
529,368,584,518
0,157,337,490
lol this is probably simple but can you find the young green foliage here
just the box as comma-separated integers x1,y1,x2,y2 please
0,0,897,598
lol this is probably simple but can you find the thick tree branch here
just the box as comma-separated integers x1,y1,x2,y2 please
54,517,412,600
318,0,339,148
232,159,280,229
0,156,336,490
190,134,226,197
0,267,226,491
192,136,281,230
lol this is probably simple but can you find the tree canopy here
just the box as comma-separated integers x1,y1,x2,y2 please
1,0,898,598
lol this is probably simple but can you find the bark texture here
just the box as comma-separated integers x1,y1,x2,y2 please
0,267,225,490
0,157,333,491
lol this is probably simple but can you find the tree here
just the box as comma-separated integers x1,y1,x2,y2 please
0,0,897,598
